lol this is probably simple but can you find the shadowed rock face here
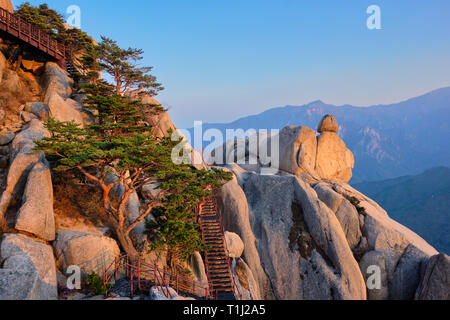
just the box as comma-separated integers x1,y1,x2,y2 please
415,253,450,300
15,161,55,241
215,129,442,300
218,171,367,300
0,233,58,300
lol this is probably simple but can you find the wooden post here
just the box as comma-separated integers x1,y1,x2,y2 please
154,261,157,288
126,256,129,277
114,257,118,281
130,269,134,298
138,259,141,291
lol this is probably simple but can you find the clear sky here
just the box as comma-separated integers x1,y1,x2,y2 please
13,0,450,128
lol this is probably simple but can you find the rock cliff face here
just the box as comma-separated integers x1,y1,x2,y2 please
0,39,448,300
214,115,447,300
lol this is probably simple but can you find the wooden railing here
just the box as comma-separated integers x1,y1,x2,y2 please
103,255,213,300
0,6,66,67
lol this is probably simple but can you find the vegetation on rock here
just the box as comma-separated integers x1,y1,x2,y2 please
34,37,231,264
16,3,94,70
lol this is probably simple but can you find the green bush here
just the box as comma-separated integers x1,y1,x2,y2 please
87,272,112,295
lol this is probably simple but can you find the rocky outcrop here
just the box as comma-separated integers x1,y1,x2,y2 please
317,114,339,133
23,102,50,122
42,62,73,103
0,129,15,145
214,115,355,182
232,259,260,300
0,119,49,219
278,126,318,177
234,173,365,300
225,231,244,258
216,173,271,299
125,90,175,138
415,253,450,300
42,62,88,126
53,230,120,276
359,250,389,300
213,116,444,300
329,180,439,299
14,161,55,241
314,182,362,249
0,233,58,300
188,251,209,287
315,132,355,183
149,286,195,300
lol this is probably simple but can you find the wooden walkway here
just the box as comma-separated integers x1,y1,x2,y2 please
103,255,212,299
199,196,239,300
0,6,66,68
103,196,241,300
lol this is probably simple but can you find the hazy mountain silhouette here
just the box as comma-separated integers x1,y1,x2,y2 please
355,167,450,254
190,87,450,183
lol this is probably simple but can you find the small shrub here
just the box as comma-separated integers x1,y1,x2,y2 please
347,196,367,215
87,272,112,295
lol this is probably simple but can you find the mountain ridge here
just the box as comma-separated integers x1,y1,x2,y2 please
189,86,450,183
355,166,450,254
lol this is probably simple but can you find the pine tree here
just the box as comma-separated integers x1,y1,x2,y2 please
34,39,231,262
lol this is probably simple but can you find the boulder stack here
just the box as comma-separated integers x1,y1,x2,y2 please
317,114,339,133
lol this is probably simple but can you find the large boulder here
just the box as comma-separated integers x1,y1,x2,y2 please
0,233,58,300
293,177,366,300
278,126,319,177
237,173,366,300
53,230,120,276
317,114,339,133
415,253,450,300
188,251,209,287
14,161,55,241
42,62,73,103
359,250,389,300
315,131,355,183
24,102,50,122
46,93,84,125
0,120,49,219
314,182,362,249
225,231,244,258
391,244,430,300
232,259,260,300
0,129,15,145
330,180,439,299
10,119,50,157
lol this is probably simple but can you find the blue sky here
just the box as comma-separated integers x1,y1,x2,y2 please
13,0,450,128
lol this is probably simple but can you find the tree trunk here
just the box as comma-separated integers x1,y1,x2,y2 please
15,54,22,72
112,222,140,262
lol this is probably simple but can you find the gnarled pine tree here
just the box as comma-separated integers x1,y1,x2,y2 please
35,38,231,262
